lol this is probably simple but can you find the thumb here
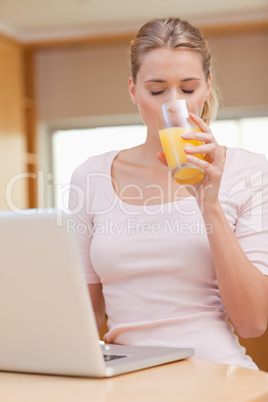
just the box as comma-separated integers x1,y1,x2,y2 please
156,152,168,167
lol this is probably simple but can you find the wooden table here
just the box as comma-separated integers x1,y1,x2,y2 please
1,359,268,402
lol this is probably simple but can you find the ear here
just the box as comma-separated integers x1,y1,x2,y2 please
128,77,138,105
204,75,212,102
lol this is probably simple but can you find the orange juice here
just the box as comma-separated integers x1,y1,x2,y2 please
159,126,204,185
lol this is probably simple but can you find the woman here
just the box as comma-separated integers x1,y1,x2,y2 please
69,17,268,369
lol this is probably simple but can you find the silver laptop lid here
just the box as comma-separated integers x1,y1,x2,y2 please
0,209,106,377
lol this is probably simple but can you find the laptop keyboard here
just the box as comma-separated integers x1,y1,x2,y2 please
104,354,127,362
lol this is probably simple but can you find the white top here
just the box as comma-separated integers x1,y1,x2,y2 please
68,148,268,370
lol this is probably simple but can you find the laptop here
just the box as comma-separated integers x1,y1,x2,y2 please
0,209,194,377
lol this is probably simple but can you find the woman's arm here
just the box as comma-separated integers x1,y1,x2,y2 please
88,283,106,331
68,165,106,332
181,114,268,338
203,199,268,338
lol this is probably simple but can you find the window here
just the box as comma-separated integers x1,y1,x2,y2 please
52,117,268,210
52,125,146,209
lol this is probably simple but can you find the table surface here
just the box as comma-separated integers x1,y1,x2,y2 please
1,359,268,402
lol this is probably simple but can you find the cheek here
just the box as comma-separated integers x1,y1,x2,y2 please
191,95,208,117
137,99,158,128
191,83,211,115
197,101,205,117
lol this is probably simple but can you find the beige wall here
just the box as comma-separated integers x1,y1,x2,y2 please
212,31,268,109
0,34,27,210
34,30,268,123
35,42,135,122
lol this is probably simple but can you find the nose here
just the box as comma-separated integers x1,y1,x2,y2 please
166,100,187,117
168,88,183,103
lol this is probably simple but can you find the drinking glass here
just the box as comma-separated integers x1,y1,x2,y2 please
156,99,204,185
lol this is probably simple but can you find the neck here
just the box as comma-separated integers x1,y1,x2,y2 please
138,128,163,166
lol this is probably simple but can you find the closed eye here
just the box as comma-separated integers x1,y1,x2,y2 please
182,89,195,94
150,90,164,96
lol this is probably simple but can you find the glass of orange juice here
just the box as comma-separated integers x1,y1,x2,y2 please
156,99,204,185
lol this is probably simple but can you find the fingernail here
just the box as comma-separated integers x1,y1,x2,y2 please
186,154,195,161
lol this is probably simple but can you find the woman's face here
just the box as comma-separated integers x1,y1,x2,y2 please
129,47,211,135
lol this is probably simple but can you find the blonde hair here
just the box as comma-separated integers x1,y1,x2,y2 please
130,17,220,124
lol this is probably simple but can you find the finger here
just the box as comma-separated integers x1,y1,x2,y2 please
156,152,168,167
189,113,211,133
186,154,221,180
186,154,211,176
184,143,216,155
181,131,214,144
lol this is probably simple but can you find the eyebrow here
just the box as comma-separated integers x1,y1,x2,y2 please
144,77,201,83
181,77,201,83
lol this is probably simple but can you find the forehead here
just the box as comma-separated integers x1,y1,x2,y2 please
137,47,204,81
